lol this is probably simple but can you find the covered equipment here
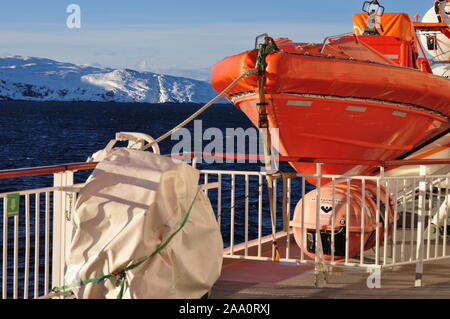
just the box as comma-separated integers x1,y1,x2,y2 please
65,148,223,299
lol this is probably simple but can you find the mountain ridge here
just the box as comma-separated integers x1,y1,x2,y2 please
0,56,219,103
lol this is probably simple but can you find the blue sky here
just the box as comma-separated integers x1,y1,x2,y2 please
0,0,434,80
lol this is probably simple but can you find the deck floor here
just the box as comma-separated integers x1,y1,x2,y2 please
213,258,450,299
213,229,450,299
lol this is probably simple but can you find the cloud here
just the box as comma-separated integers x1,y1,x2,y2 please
150,66,212,82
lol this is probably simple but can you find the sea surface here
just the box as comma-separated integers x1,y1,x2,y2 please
0,101,312,298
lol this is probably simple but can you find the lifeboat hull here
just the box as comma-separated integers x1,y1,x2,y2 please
212,48,450,117
212,44,450,183
234,92,448,182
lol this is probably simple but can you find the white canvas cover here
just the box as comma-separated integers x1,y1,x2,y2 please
65,148,223,299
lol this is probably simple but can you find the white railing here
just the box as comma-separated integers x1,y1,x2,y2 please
0,160,449,298
0,164,92,299
199,163,450,287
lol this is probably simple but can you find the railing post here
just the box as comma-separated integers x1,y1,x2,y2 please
52,171,74,292
415,165,426,287
2,198,7,299
314,163,327,287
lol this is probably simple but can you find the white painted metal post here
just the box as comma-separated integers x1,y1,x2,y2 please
2,198,7,299
300,177,306,261
392,180,399,264
410,179,417,261
52,171,74,292
24,195,30,299
401,179,407,262
415,165,426,287
217,174,222,226
383,180,389,265
230,174,235,255
286,178,292,259
13,203,19,299
34,193,40,298
44,192,50,295
345,179,351,264
360,179,366,264
314,163,326,287
315,164,322,265
331,178,336,263
257,175,263,257
444,178,449,256
244,175,249,257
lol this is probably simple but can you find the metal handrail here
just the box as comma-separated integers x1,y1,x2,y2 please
254,33,269,49
1,155,449,180
171,152,450,167
1,155,449,298
0,163,97,180
319,32,356,54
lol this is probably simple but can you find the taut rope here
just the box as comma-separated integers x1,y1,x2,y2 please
142,68,258,151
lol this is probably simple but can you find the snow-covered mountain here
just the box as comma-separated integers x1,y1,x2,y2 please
0,56,218,103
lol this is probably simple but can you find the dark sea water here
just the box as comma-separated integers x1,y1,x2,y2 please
0,101,255,170
0,101,312,298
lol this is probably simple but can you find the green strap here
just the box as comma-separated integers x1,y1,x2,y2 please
256,43,278,70
52,188,201,295
116,274,126,299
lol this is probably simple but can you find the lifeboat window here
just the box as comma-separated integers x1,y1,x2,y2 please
392,111,406,118
287,100,313,107
346,106,367,112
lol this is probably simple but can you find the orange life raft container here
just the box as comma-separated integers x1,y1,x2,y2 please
290,181,396,261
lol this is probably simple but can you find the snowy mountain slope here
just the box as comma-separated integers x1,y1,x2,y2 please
0,56,218,103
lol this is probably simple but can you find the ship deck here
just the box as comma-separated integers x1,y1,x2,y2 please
213,231,450,299
214,259,450,299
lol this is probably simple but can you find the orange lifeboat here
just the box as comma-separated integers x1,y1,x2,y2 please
211,6,450,185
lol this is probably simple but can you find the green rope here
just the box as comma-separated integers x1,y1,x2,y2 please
52,188,201,296
256,40,279,70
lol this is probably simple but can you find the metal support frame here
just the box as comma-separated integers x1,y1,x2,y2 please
52,171,74,293
314,163,329,288
415,165,426,287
